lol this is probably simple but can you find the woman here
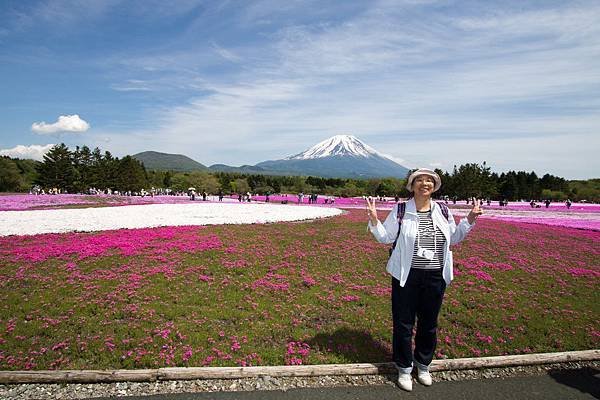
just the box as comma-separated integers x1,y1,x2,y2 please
366,168,482,391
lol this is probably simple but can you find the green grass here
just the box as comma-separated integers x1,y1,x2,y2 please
0,209,598,370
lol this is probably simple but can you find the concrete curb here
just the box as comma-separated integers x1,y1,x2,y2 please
1,349,598,384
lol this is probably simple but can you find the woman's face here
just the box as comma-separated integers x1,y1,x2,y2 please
412,175,435,198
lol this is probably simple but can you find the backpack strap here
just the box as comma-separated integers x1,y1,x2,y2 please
389,201,449,257
436,201,449,221
389,202,406,256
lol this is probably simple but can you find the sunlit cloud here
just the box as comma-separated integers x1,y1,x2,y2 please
31,115,90,134
210,41,242,63
2,1,599,179
0,144,55,161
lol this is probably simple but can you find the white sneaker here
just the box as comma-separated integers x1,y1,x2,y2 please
417,369,432,386
397,372,413,391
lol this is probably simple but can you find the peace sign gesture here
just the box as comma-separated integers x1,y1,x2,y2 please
467,197,483,224
365,197,379,224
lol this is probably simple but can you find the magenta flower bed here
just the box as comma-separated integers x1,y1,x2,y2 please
254,194,600,213
2,194,599,232
452,201,600,213
0,194,193,211
0,194,93,210
0,210,598,370
484,215,600,231
251,194,392,208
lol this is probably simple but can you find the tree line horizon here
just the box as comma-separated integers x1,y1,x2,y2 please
1,143,598,202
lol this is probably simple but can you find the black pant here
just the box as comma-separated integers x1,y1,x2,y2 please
392,268,446,370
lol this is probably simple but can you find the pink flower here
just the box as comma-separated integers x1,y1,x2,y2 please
182,346,193,362
567,268,600,278
302,276,316,287
161,329,171,339
288,357,303,365
285,341,311,365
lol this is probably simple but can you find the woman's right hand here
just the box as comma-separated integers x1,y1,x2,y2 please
467,197,483,224
366,197,378,225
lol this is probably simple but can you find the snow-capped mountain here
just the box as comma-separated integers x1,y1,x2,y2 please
254,135,409,179
286,134,384,160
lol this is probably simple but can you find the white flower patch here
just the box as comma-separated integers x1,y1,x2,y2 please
0,203,344,237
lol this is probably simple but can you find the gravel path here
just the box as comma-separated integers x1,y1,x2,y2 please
0,203,343,237
1,361,597,399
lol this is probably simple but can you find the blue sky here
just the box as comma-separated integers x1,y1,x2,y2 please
1,0,599,179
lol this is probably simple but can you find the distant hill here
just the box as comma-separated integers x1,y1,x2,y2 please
208,164,318,176
132,151,207,172
209,164,319,177
208,164,270,174
134,135,409,178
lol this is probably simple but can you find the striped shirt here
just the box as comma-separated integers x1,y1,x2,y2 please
411,210,446,269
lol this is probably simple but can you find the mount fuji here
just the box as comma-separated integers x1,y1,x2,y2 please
253,135,410,178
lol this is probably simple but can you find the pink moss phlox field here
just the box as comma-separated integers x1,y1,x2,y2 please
0,208,598,370
464,202,600,213
3,193,598,231
1,226,221,263
0,194,194,211
251,194,600,212
249,194,600,231
251,194,374,208
482,215,600,231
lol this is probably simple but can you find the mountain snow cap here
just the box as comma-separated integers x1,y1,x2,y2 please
286,135,386,160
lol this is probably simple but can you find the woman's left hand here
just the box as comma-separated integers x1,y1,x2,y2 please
467,197,483,224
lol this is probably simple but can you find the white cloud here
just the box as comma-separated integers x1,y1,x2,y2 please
31,114,90,134
211,42,242,63
22,2,597,179
0,144,55,161
129,2,595,165
396,133,600,180
111,79,153,92
380,153,409,166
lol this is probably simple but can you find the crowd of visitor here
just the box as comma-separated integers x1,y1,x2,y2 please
26,185,586,209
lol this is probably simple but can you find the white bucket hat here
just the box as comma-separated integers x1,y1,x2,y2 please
406,168,442,192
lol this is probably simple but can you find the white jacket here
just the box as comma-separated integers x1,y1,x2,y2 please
368,198,474,287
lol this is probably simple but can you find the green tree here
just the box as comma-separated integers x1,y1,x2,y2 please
98,151,120,190
526,171,540,199
35,143,75,192
230,178,250,194
339,182,359,197
163,171,173,187
374,178,400,196
13,158,39,190
188,171,221,193
169,173,190,192
498,172,517,200
115,156,147,192
72,145,94,192
0,157,22,192
253,185,275,195
450,162,495,199
541,189,567,201
568,179,600,202
247,174,266,190
291,175,306,193
365,178,381,196
540,173,568,192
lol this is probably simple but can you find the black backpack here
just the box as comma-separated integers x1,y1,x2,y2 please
389,201,449,256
